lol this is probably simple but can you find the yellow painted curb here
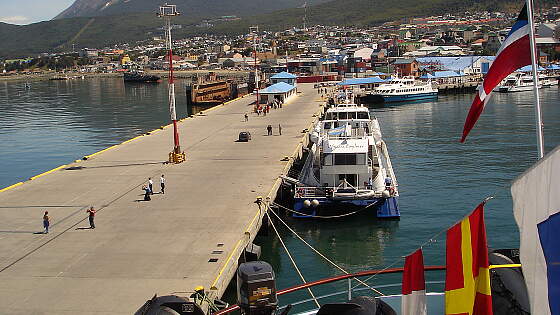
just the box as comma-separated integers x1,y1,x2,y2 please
83,144,119,160
0,182,23,193
30,164,67,181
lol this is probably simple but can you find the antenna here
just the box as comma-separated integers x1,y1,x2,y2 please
303,1,308,31
250,26,260,111
158,3,185,164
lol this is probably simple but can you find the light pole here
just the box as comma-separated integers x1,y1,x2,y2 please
250,26,259,111
158,4,185,164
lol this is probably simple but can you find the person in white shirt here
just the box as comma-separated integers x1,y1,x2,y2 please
160,175,165,194
148,178,153,195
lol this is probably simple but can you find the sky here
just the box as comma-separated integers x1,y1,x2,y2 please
0,0,74,25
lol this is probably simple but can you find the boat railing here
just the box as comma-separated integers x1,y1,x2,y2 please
325,128,368,140
212,264,520,315
212,265,446,315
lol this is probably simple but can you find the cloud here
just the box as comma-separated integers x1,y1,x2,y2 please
0,15,30,24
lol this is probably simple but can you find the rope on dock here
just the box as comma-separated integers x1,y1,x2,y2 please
265,208,321,308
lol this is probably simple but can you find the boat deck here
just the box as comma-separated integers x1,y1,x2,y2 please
0,83,323,314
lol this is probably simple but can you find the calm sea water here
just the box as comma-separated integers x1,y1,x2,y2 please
0,78,200,188
1,78,559,310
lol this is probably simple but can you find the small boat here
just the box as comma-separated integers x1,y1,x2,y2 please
497,72,541,92
289,95,399,219
365,76,438,103
123,71,161,83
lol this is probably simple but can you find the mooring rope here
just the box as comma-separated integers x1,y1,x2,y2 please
267,205,385,296
264,208,321,308
272,200,380,219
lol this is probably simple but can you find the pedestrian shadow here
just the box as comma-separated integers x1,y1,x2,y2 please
75,227,93,230
33,231,46,234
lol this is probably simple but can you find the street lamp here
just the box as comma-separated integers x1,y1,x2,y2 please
158,3,185,164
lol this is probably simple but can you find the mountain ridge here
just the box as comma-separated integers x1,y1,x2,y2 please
54,0,330,19
0,0,541,59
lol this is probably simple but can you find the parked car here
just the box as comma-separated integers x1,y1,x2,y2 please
238,131,251,142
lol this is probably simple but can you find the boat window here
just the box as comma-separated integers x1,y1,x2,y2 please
339,112,348,119
326,112,334,120
324,122,331,130
334,153,357,165
356,153,366,165
357,112,369,119
348,112,356,119
322,154,333,166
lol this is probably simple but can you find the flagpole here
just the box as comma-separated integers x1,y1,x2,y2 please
526,0,545,159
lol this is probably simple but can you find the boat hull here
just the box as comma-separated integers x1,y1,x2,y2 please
380,92,438,103
293,196,399,219
360,92,438,103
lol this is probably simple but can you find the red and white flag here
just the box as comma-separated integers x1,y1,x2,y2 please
402,249,427,315
461,4,531,142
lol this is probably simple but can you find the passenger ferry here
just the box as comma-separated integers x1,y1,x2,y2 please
368,76,438,103
290,96,399,218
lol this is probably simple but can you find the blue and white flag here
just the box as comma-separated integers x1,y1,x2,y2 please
512,145,560,315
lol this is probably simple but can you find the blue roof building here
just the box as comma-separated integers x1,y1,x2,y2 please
270,71,297,86
257,82,297,104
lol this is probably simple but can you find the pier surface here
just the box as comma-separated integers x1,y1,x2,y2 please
0,83,322,314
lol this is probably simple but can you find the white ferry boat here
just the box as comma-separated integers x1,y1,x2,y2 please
291,98,399,218
369,76,438,103
497,72,542,92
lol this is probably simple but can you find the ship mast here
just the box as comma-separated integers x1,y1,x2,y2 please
250,26,259,111
158,4,185,164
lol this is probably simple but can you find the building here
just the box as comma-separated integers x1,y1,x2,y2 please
256,82,297,104
270,72,297,86
80,48,98,58
393,58,419,77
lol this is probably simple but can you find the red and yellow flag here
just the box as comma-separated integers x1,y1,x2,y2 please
445,203,492,315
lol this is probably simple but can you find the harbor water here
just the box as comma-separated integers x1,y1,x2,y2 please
1,78,560,310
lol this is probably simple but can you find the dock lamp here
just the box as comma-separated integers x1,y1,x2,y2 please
158,4,185,164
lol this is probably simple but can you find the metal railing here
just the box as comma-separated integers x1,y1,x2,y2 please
212,265,446,315
211,264,521,315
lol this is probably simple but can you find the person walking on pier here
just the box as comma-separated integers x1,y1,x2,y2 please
87,207,96,229
43,211,50,234
160,174,165,194
278,124,282,135
267,124,273,136
244,113,249,122
148,178,154,195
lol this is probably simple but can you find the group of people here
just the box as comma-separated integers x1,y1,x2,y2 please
267,124,282,136
255,98,283,116
142,175,165,201
41,175,168,233
42,206,96,234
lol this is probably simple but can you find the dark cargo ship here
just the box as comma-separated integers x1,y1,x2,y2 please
123,71,161,83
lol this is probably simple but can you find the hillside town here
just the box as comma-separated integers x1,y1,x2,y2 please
2,7,560,84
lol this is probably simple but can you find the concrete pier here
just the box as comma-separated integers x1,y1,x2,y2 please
0,83,323,314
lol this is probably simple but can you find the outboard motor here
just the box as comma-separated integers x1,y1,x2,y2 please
489,249,530,315
237,261,278,315
316,296,396,315
135,294,204,315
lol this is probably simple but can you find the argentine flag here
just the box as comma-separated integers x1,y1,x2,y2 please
512,145,560,315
